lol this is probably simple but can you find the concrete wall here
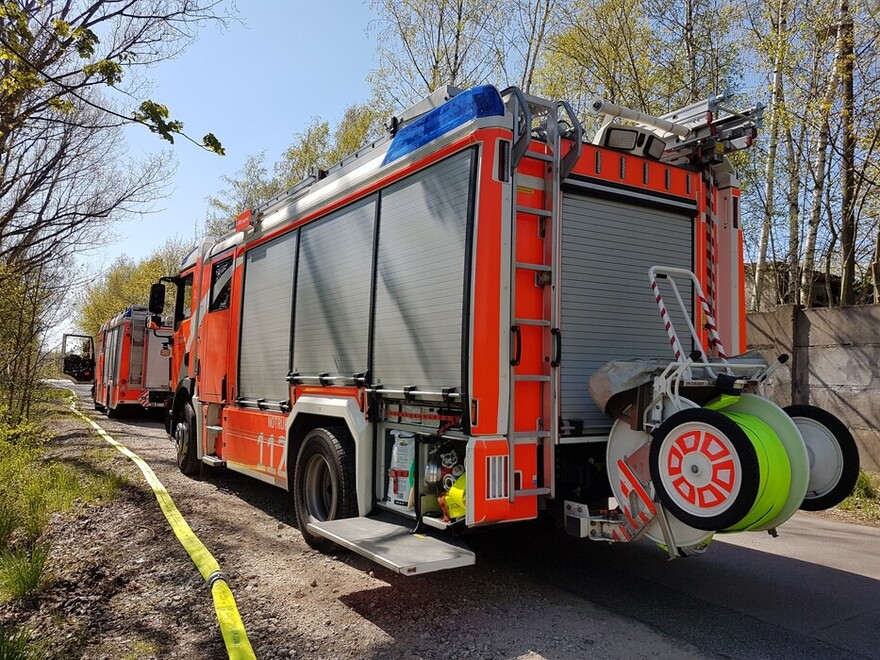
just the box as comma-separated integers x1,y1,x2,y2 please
747,305,880,470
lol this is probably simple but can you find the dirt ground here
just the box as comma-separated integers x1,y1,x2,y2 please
0,389,714,659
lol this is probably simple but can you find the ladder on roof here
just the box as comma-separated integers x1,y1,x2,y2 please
501,87,582,504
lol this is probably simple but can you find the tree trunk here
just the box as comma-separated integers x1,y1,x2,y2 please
784,119,801,305
839,0,856,305
753,0,788,311
801,20,843,307
873,228,880,303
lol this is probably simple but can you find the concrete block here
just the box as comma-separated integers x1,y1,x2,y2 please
852,429,880,472
801,306,880,347
805,347,880,388
746,306,795,351
808,388,880,431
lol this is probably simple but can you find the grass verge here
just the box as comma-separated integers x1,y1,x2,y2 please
0,545,50,602
837,470,880,522
0,391,127,609
0,623,46,660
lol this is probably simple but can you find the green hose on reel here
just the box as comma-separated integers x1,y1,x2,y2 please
706,404,792,532
649,396,798,533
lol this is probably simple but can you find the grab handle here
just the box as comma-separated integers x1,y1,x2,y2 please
551,328,562,367
510,325,522,367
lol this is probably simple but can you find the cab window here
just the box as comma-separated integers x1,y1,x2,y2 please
176,273,194,328
209,258,233,312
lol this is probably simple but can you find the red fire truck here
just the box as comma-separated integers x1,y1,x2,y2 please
149,85,859,574
64,306,173,417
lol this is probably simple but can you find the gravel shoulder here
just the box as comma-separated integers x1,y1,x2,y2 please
2,387,712,659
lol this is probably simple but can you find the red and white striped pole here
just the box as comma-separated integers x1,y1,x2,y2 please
695,287,728,360
651,279,686,362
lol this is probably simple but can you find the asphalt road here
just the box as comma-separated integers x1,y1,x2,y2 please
471,515,879,659
64,382,879,659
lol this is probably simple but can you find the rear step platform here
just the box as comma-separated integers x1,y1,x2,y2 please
307,513,475,575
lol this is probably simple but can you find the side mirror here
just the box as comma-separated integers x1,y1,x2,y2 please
149,282,166,315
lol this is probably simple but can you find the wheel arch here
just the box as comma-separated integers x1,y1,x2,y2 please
286,396,371,516
168,378,196,434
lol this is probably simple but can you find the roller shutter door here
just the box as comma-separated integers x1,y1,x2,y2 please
372,150,473,390
559,193,694,430
294,196,376,378
238,230,297,403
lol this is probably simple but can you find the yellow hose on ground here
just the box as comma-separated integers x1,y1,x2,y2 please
69,401,256,660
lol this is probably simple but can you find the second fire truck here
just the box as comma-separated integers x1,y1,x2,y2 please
65,306,173,417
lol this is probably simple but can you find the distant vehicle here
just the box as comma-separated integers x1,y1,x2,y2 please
148,84,859,575
63,306,172,417
61,334,95,384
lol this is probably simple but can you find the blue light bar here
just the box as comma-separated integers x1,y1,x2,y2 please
382,85,505,165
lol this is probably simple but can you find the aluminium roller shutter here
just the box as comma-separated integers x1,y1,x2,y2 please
372,150,474,391
559,193,694,430
293,196,376,378
238,230,297,403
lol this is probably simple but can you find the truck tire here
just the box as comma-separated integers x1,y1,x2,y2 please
649,408,760,531
175,401,200,475
784,405,859,511
293,426,357,553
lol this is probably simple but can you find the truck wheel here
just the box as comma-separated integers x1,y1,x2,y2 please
175,401,200,475
784,405,859,511
649,408,760,531
293,426,357,553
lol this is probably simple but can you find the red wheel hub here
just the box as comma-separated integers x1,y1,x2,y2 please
666,428,738,510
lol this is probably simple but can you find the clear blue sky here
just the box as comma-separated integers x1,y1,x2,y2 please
107,1,379,267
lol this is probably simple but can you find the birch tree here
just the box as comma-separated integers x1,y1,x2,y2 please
369,0,504,106
801,6,843,306
750,0,791,310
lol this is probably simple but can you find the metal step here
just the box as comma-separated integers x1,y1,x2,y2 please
307,513,474,575
515,206,552,217
522,151,554,162
515,317,551,327
515,262,551,272
201,455,226,467
206,425,223,432
514,374,551,382
516,319,550,328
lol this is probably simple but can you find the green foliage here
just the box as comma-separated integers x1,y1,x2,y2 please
0,544,50,603
132,103,225,154
838,471,880,521
133,101,185,144
329,104,387,162
0,408,125,556
0,624,45,660
276,118,332,185
202,132,226,156
72,27,99,59
206,151,286,237
45,97,75,113
536,0,744,116
207,102,385,235
82,60,124,86
0,264,60,424
0,2,226,153
75,238,194,338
